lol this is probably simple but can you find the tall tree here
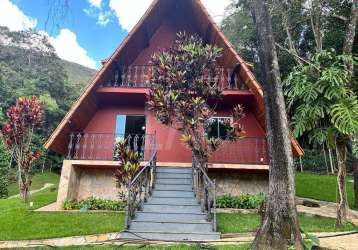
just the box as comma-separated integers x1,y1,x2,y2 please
249,0,303,249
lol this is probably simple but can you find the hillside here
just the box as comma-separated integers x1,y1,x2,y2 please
61,60,97,90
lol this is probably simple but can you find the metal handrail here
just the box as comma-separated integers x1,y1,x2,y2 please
125,131,157,229
192,156,217,231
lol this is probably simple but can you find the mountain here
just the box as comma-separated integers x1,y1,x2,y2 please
0,26,97,90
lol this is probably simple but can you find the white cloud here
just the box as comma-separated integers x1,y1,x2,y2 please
0,0,37,31
88,0,102,8
109,0,152,31
108,0,231,32
49,29,97,69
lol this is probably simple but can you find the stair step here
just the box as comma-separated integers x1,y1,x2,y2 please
157,172,192,179
148,197,198,205
156,167,192,174
121,231,220,241
152,190,195,198
155,184,192,191
130,221,214,233
143,204,202,213
156,178,191,184
135,212,207,222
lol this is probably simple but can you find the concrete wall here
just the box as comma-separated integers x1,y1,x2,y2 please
209,171,268,196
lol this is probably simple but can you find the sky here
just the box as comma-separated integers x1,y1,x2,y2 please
0,0,232,69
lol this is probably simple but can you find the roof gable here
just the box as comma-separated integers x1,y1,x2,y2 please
44,0,303,156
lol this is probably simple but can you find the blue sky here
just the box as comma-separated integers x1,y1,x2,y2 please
0,0,231,69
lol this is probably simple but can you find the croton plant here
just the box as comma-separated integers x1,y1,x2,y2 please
147,32,245,170
2,96,43,202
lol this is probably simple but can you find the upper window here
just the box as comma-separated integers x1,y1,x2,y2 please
206,117,233,140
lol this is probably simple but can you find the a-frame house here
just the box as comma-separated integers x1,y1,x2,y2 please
45,0,303,240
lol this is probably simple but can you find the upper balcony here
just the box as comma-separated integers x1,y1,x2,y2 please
97,65,251,94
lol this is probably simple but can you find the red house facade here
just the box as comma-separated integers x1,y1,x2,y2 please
45,0,303,209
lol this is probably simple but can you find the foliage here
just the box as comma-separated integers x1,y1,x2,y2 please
0,139,10,198
113,139,141,200
2,96,43,201
295,148,329,172
148,32,244,168
0,26,96,172
217,193,265,209
284,49,358,145
63,197,126,211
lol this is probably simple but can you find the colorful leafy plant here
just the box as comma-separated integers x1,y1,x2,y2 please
1,96,43,202
147,32,245,170
113,139,141,200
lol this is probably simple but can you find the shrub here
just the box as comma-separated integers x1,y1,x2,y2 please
63,197,126,211
0,139,10,198
217,193,265,209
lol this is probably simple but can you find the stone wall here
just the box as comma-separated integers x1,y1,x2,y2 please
209,171,268,196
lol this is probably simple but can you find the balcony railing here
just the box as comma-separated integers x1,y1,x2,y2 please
209,137,269,165
102,65,248,90
66,133,155,161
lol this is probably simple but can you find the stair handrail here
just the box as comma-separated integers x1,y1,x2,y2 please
192,156,217,232
125,131,157,229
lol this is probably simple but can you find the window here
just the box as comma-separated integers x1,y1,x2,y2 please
206,117,233,140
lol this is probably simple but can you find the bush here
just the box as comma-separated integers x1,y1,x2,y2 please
0,140,10,198
63,197,126,211
217,193,265,209
294,148,329,173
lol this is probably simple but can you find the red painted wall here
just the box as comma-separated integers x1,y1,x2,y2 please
77,103,266,164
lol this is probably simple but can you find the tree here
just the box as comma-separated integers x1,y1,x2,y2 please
249,0,303,249
148,32,244,172
2,96,43,202
284,49,358,224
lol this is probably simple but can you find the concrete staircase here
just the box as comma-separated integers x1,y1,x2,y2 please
121,167,220,241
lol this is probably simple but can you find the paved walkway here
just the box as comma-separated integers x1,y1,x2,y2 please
8,183,55,199
2,231,358,249
297,197,358,226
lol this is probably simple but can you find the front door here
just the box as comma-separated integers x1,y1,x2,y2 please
115,115,146,154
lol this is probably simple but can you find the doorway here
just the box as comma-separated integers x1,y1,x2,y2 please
115,115,146,153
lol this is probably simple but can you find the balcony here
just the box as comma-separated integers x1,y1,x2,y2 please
101,65,249,91
66,133,156,161
66,133,268,166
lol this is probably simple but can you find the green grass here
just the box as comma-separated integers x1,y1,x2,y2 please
7,171,61,196
295,172,355,208
0,188,124,241
217,213,357,234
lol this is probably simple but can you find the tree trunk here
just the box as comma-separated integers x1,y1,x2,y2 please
250,1,303,249
343,0,357,54
353,157,358,208
336,140,349,225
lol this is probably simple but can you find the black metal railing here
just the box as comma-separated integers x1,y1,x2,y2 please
125,132,157,229
192,156,217,231
102,65,248,90
66,133,155,161
209,137,269,165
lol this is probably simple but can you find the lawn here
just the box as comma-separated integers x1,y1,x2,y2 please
7,171,61,196
217,213,357,234
0,187,124,241
295,172,355,208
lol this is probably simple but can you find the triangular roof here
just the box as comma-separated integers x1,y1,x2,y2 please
44,0,303,156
